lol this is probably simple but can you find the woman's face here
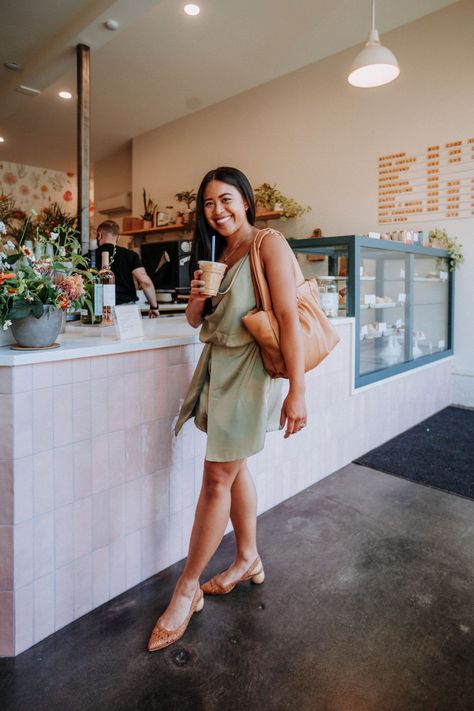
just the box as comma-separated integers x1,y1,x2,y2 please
203,180,249,238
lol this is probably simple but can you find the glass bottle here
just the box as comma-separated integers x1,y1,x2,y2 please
99,251,115,325
81,270,103,325
317,277,338,317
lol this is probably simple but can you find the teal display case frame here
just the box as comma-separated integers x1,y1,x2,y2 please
289,236,454,388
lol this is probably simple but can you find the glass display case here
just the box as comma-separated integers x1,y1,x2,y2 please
289,236,454,387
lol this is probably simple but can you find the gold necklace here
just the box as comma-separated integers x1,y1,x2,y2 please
222,235,250,264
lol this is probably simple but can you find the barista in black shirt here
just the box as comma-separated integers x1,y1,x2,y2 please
96,220,160,317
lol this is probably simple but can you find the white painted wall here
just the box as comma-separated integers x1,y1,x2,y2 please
131,0,473,404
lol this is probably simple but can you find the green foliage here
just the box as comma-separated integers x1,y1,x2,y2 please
141,188,157,221
174,190,197,210
254,183,311,220
428,228,464,271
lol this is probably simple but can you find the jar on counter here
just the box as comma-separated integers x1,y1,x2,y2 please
317,276,338,317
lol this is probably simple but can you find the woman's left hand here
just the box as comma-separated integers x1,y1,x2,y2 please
280,390,307,438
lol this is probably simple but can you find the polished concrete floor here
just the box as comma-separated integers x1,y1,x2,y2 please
1,463,473,711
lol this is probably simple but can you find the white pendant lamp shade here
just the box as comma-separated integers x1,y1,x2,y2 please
348,2,400,88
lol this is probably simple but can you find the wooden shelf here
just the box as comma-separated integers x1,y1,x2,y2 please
121,211,283,237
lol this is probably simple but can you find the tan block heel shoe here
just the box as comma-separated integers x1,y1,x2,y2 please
201,556,265,595
147,587,204,652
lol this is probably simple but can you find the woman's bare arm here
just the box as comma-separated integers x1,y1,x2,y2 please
260,234,307,437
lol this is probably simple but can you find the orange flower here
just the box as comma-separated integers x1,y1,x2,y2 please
63,190,73,202
7,287,16,294
58,295,69,310
40,184,48,193
0,272,16,285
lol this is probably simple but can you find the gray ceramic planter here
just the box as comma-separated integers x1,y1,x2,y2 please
10,305,62,348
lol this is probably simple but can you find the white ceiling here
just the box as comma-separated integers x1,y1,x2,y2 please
0,0,459,172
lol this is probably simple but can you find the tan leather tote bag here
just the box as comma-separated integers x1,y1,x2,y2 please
242,230,340,378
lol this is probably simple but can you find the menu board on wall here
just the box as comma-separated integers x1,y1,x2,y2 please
378,137,474,224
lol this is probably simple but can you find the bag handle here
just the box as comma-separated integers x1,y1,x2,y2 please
249,229,305,312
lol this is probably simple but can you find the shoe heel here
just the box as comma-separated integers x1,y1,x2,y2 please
251,570,265,585
195,594,204,612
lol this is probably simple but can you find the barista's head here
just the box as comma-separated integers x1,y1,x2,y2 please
96,220,120,245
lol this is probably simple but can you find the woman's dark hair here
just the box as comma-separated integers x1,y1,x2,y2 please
189,166,255,277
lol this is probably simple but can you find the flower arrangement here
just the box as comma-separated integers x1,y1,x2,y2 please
0,213,89,330
428,228,464,271
254,183,311,220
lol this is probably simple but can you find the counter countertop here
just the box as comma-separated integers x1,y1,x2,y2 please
0,316,353,366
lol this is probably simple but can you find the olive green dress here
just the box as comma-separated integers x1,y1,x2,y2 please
174,253,282,462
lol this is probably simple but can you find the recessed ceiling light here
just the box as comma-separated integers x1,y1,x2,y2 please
0,137,5,143
184,4,200,16
104,19,119,31
59,91,72,100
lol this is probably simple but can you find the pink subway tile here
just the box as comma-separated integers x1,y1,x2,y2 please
140,474,154,527
0,591,14,656
125,478,141,535
73,497,92,559
34,511,54,579
92,490,109,551
54,504,74,568
92,545,109,607
32,363,53,390
72,381,91,442
92,433,109,493
53,384,73,446
140,522,157,580
107,354,124,377
33,450,54,515
90,377,109,436
124,372,141,426
140,369,157,423
12,366,32,393
108,374,124,432
74,554,92,618
14,583,33,654
0,367,12,394
0,525,13,589
13,456,33,524
108,430,125,486
0,459,13,525
123,351,141,374
125,425,142,481
109,484,125,543
109,539,126,598
54,444,74,507
73,442,92,500
55,562,74,631
90,356,108,380
125,530,141,588
13,519,33,588
72,358,91,383
52,360,73,386
34,573,55,644
32,387,54,453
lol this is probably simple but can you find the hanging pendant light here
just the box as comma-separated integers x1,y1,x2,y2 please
348,0,400,88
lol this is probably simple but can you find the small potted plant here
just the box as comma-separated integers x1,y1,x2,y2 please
428,228,464,271
175,190,197,229
141,188,157,228
254,183,311,220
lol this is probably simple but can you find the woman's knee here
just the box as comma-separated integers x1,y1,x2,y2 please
203,459,243,496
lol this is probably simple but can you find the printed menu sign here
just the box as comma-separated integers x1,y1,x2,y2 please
378,136,474,223
113,304,144,341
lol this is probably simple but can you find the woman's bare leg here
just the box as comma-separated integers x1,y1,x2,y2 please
157,458,242,629
215,462,260,587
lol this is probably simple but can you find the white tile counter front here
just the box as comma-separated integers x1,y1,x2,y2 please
0,317,452,655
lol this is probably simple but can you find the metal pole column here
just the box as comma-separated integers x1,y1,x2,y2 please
76,43,90,255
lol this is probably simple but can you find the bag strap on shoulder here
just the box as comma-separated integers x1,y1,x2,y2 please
249,229,305,312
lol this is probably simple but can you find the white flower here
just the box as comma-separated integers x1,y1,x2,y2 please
5,240,15,250
0,221,6,234
50,232,59,241
59,247,66,257
24,295,34,302
2,320,12,331
17,271,25,279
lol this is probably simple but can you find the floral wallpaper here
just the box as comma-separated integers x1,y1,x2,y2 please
0,161,77,215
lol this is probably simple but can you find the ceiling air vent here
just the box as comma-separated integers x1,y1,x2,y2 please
96,192,132,215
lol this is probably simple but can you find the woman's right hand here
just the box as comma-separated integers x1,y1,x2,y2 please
186,269,208,327
190,269,207,303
